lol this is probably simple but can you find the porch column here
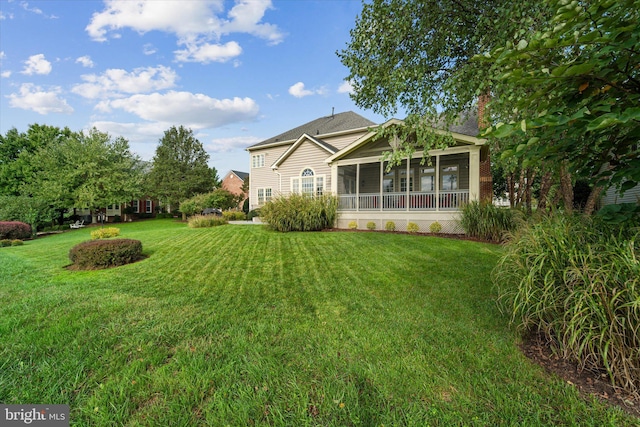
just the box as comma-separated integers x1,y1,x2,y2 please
356,163,360,212
435,154,440,211
469,146,481,201
406,156,410,211
379,161,384,211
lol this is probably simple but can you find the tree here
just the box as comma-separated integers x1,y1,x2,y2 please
26,128,143,217
479,0,640,214
147,126,217,214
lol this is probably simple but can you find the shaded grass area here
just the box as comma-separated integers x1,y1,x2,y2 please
0,220,635,426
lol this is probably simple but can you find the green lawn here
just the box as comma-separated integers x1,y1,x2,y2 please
0,220,635,426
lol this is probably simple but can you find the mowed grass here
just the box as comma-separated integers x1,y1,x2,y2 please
0,220,635,426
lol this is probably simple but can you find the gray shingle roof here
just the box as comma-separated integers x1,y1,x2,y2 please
248,111,376,149
230,170,249,180
437,110,480,137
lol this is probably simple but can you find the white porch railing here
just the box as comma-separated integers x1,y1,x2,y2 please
338,190,469,211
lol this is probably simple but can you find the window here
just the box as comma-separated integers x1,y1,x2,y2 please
257,188,272,205
131,200,139,214
441,165,459,191
383,169,394,193
146,200,153,213
291,168,325,196
252,154,265,168
420,167,435,192
400,169,414,192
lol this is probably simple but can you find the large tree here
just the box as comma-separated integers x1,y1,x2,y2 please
147,126,218,213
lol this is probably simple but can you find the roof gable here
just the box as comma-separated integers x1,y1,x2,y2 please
248,111,376,150
229,170,249,180
271,134,338,169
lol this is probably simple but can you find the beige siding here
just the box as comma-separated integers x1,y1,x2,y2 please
602,183,640,205
248,145,290,210
323,130,371,151
278,142,333,193
342,137,390,160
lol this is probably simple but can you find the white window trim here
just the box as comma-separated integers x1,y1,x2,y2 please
131,200,140,214
291,168,325,196
257,187,272,205
252,154,265,168
441,164,459,191
145,199,153,213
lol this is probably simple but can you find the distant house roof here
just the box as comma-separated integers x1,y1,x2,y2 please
247,111,376,150
437,110,480,137
229,170,249,180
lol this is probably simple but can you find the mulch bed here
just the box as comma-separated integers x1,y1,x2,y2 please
521,333,640,418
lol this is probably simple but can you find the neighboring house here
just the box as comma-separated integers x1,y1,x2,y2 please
221,169,249,209
246,110,491,233
74,198,158,223
600,183,640,206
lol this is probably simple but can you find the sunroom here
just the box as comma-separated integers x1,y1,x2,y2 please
327,123,487,233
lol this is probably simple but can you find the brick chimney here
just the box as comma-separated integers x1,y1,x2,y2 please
477,93,493,202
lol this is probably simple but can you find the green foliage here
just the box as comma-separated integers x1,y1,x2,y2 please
429,221,442,234
187,214,228,228
0,221,32,240
0,239,11,247
69,238,143,270
0,195,56,232
90,227,121,240
494,215,640,395
596,203,640,227
180,189,238,217
247,209,261,220
11,240,24,246
155,213,174,219
348,220,358,230
407,222,419,233
260,194,338,232
460,201,519,242
366,221,376,230
385,221,396,231
147,126,217,209
222,211,246,221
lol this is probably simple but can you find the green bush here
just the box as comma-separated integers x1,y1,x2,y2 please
188,215,228,228
91,227,120,240
0,221,32,240
429,221,442,233
385,221,396,231
460,201,519,242
366,221,376,230
348,221,358,230
260,194,338,232
493,214,640,395
0,239,11,247
69,239,143,270
113,215,122,223
11,240,24,246
247,209,261,220
407,222,419,233
222,211,246,221
156,213,174,219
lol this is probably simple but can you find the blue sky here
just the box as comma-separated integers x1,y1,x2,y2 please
0,0,388,176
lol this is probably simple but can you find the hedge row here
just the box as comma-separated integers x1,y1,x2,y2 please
69,239,143,270
0,221,31,240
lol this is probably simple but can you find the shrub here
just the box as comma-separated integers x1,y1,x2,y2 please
366,221,376,230
0,221,32,240
222,211,246,221
156,213,174,219
460,201,519,242
11,240,24,246
0,239,11,247
407,222,419,233
385,221,396,231
113,215,122,223
248,209,261,220
348,221,357,230
260,194,338,232
188,215,228,228
494,214,640,395
69,239,143,270
91,227,120,240
429,221,442,234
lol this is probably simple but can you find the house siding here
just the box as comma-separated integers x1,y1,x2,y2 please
601,184,640,205
248,145,290,209
323,130,370,151
277,142,333,193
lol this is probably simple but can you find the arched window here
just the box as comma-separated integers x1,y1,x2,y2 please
292,168,325,196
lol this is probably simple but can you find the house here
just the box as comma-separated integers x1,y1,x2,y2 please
221,170,249,209
74,198,159,224
246,110,490,233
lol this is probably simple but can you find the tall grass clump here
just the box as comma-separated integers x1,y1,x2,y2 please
260,193,338,232
493,214,640,396
187,215,228,228
460,201,519,242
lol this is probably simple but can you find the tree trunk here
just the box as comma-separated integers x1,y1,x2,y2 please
560,161,574,215
508,173,516,208
537,170,554,211
584,185,605,215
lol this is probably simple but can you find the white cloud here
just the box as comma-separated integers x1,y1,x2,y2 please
174,41,242,63
205,135,262,152
86,0,283,63
72,65,178,99
7,83,73,115
20,1,57,18
76,55,95,68
89,120,167,142
288,82,326,98
338,80,354,94
1,71,11,78
142,44,157,55
0,51,5,60
106,91,259,129
22,54,52,75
